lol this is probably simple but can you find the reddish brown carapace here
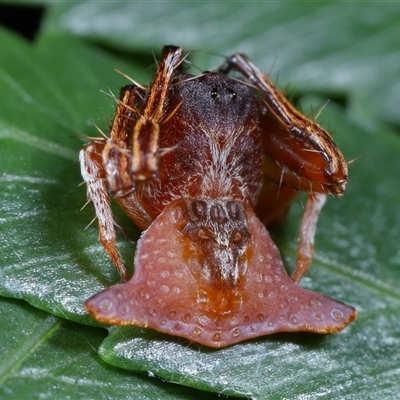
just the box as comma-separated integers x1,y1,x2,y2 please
80,46,356,347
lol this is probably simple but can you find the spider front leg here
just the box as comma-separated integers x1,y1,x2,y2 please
80,46,185,280
80,79,146,281
103,45,184,195
220,53,348,282
80,141,130,281
79,84,141,281
219,53,348,195
127,45,184,181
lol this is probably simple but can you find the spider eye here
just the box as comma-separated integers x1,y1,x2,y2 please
211,88,218,99
228,88,236,100
230,229,243,243
192,199,207,219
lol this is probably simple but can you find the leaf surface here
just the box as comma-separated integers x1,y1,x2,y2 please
1,2,400,399
43,1,400,126
0,297,213,400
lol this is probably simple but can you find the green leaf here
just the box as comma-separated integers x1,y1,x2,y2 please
0,29,145,326
0,297,216,400
1,2,400,399
43,1,400,126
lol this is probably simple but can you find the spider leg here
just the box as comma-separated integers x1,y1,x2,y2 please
79,142,130,281
129,46,184,180
101,84,141,198
221,53,346,282
218,53,348,196
292,193,326,283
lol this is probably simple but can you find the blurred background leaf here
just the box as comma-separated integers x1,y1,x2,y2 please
0,1,399,399
42,1,400,127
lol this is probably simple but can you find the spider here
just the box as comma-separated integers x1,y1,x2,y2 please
80,46,356,348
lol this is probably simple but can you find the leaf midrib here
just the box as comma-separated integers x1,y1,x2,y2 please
0,122,77,161
0,314,62,385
